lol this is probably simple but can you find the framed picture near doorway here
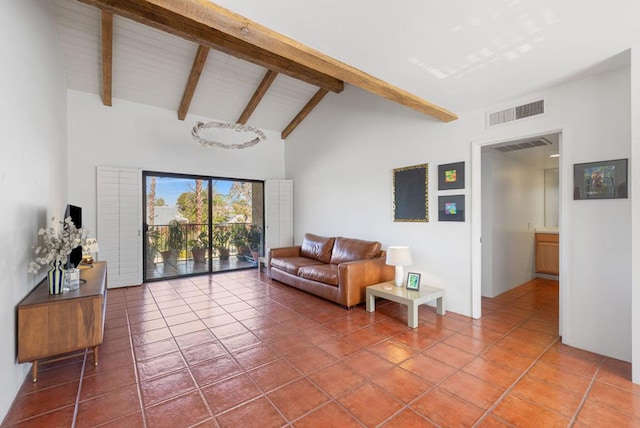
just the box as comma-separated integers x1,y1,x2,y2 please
438,195,465,222
438,161,465,190
573,158,628,200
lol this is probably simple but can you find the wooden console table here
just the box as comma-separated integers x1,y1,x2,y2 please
18,262,107,382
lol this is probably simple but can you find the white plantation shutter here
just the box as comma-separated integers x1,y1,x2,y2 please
265,180,293,249
97,167,142,288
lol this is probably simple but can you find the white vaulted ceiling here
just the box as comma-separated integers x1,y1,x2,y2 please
53,0,639,137
54,0,320,134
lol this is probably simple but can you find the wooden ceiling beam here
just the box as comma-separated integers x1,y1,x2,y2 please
101,10,113,106
127,0,457,122
281,89,329,139
178,44,209,120
78,0,344,94
237,70,278,125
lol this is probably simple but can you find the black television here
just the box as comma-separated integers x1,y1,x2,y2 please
65,204,83,269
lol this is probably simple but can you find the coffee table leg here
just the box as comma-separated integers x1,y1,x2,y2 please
366,290,375,312
408,302,418,328
436,296,445,315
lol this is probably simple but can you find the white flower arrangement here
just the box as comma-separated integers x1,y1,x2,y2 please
27,217,88,273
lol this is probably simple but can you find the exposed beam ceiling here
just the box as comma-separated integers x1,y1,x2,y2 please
100,10,113,106
78,0,457,126
237,70,278,125
79,0,344,94
282,89,329,140
178,44,209,120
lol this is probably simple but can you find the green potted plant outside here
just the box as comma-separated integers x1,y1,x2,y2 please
189,230,208,264
212,226,231,261
230,224,249,260
146,228,161,265
161,220,184,267
247,224,262,262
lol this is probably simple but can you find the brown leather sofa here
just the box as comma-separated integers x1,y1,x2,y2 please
266,233,394,308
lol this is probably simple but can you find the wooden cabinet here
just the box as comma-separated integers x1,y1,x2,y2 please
18,262,107,381
535,233,559,275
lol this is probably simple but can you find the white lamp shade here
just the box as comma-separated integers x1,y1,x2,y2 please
386,246,412,266
84,238,100,253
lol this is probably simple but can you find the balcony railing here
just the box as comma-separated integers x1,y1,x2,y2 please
144,222,262,280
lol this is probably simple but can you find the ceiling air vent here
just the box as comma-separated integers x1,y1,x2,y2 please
494,137,552,153
487,99,544,127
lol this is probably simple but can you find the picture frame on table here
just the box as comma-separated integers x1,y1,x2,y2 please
406,272,421,290
573,158,628,200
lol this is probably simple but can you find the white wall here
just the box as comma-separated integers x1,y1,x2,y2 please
0,0,68,420
481,150,544,298
285,87,473,315
632,46,640,383
285,65,631,362
544,168,560,228
556,68,631,362
67,90,286,240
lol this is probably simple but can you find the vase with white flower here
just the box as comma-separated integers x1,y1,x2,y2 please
28,217,87,294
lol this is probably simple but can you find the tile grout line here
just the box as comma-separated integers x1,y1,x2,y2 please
125,290,150,428
471,308,561,428
170,278,218,426
468,285,560,426
169,276,288,426
567,358,604,426
345,308,490,427
415,314,535,427
70,349,88,428
197,279,396,426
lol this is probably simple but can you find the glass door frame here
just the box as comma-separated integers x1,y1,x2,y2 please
142,170,264,282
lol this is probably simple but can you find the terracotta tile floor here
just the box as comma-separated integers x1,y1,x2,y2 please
3,273,639,427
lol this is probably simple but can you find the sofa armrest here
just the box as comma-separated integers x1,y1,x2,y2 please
266,246,301,277
337,256,395,307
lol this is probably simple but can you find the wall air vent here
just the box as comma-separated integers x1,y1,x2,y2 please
494,137,552,153
487,99,545,127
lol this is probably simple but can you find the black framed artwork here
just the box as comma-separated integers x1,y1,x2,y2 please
573,158,628,200
393,163,428,222
438,195,465,222
438,162,465,190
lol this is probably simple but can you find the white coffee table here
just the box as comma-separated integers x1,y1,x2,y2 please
366,281,445,328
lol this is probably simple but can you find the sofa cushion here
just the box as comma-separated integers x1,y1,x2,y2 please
300,233,335,264
298,264,339,286
329,237,381,265
271,256,323,275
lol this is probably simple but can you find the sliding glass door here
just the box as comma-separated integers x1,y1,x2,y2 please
143,172,264,281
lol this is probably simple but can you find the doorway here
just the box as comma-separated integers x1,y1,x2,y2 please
471,130,563,330
143,172,264,281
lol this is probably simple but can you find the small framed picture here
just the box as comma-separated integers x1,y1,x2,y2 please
438,161,465,190
438,195,465,222
573,158,628,200
406,272,421,290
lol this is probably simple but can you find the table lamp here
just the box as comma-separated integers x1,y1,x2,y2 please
386,246,412,287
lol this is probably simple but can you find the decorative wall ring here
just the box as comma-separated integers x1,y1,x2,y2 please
191,121,266,149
